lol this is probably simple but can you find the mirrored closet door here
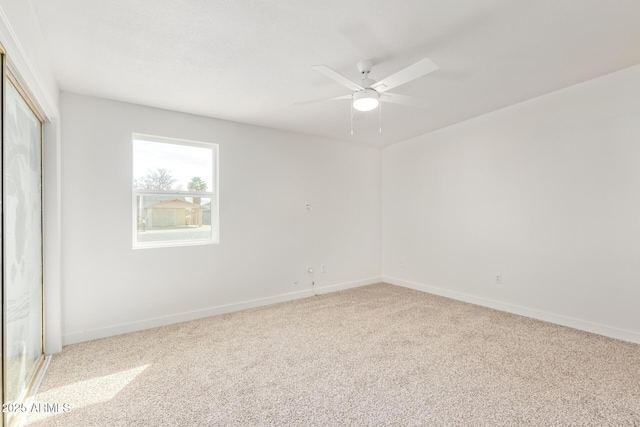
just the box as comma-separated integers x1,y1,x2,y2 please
2,56,45,427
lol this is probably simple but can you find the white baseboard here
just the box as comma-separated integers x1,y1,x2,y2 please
314,276,381,295
62,277,382,345
383,276,640,345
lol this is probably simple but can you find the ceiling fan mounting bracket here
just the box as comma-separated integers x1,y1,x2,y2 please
357,60,374,75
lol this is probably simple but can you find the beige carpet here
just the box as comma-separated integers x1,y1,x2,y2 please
27,283,640,426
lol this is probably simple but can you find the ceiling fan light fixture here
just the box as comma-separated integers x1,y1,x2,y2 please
353,89,379,112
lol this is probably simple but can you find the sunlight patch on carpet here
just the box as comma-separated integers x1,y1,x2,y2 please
27,364,150,423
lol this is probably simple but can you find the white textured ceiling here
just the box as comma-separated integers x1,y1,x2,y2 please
29,0,640,146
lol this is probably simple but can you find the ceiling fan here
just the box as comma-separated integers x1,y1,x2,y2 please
297,58,439,112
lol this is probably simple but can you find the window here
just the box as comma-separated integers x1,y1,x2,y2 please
132,134,218,248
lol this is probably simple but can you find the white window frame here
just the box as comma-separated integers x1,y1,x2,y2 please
132,133,219,249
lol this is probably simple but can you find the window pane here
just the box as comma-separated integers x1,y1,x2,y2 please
135,195,212,246
132,134,218,249
133,137,213,192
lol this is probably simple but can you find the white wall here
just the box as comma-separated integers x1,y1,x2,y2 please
0,0,62,353
61,92,381,344
382,64,640,343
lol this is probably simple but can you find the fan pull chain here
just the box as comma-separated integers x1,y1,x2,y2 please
379,100,382,134
350,101,354,136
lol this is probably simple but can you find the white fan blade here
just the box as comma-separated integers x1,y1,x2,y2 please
380,93,431,109
312,65,364,92
295,94,352,106
371,58,438,93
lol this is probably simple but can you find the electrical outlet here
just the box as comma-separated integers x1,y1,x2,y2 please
496,274,502,284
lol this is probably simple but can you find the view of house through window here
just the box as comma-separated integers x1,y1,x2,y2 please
133,134,218,248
